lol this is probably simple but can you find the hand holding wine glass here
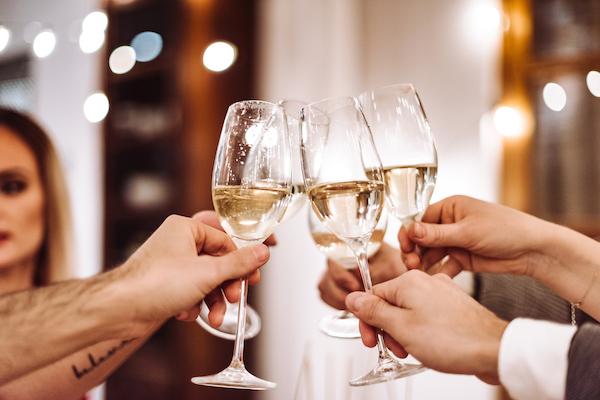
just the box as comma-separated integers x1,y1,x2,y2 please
300,96,425,386
193,210,273,338
192,100,291,390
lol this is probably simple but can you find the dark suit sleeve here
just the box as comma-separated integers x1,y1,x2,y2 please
476,273,582,324
566,323,600,400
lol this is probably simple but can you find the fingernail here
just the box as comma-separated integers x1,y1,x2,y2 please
413,223,426,238
346,292,368,312
252,244,269,262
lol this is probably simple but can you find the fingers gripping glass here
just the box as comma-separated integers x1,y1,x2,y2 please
300,96,424,386
195,300,261,341
191,100,292,390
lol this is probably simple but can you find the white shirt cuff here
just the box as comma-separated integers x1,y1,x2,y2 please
498,318,576,400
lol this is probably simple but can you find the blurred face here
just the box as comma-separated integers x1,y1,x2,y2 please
0,125,45,270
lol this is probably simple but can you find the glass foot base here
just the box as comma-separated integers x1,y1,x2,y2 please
191,365,276,390
196,301,261,341
319,312,360,339
349,358,426,386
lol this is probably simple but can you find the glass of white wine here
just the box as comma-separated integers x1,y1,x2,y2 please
309,208,388,339
300,96,423,386
358,84,438,226
191,100,291,390
195,99,309,340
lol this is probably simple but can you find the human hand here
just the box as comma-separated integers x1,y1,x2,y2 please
113,214,270,337
399,195,552,278
318,243,407,310
346,270,508,383
189,211,277,326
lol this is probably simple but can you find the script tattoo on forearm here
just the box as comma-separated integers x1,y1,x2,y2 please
71,339,134,379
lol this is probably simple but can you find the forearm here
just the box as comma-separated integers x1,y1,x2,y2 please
530,223,600,321
0,269,134,384
0,326,158,400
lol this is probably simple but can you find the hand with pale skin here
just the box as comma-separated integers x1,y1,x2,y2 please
0,214,270,388
181,210,277,327
114,214,272,338
346,270,509,384
317,242,407,310
398,195,600,321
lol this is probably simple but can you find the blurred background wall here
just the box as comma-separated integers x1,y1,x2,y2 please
257,0,501,399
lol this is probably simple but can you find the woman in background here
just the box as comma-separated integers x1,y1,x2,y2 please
0,108,71,293
0,108,165,399
0,108,150,400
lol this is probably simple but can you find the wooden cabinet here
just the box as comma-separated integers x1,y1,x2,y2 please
501,0,600,235
102,1,257,398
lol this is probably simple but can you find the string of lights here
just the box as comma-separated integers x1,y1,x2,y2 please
0,9,240,123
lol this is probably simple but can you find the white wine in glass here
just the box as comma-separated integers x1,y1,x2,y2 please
382,164,437,225
309,209,387,339
301,96,424,386
359,84,438,227
191,100,291,390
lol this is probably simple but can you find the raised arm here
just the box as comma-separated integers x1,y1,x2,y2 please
0,215,269,385
399,195,600,321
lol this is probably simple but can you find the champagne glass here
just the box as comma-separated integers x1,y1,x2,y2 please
309,209,388,339
279,99,308,221
358,84,437,226
195,100,309,340
300,96,424,386
192,100,291,390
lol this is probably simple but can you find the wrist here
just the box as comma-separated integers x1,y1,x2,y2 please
478,315,508,379
529,221,600,306
84,265,154,341
525,218,571,280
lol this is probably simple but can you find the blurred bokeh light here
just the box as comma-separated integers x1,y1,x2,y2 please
202,41,237,72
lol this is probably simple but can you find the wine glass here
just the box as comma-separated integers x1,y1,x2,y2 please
358,84,437,226
279,99,308,221
191,100,291,390
195,100,309,340
309,208,388,339
195,100,308,340
300,96,424,386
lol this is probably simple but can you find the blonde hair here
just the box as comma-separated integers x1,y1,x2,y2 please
0,108,72,285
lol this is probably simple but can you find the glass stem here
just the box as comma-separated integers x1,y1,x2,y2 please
231,277,249,368
353,242,389,361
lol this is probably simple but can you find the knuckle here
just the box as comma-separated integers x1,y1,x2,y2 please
450,195,466,203
165,214,186,225
405,269,423,281
192,210,210,220
433,272,451,283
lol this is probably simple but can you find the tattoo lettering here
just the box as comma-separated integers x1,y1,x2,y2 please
71,339,134,379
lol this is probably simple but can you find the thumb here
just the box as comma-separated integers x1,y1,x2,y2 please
201,244,270,287
345,291,402,332
409,221,465,248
